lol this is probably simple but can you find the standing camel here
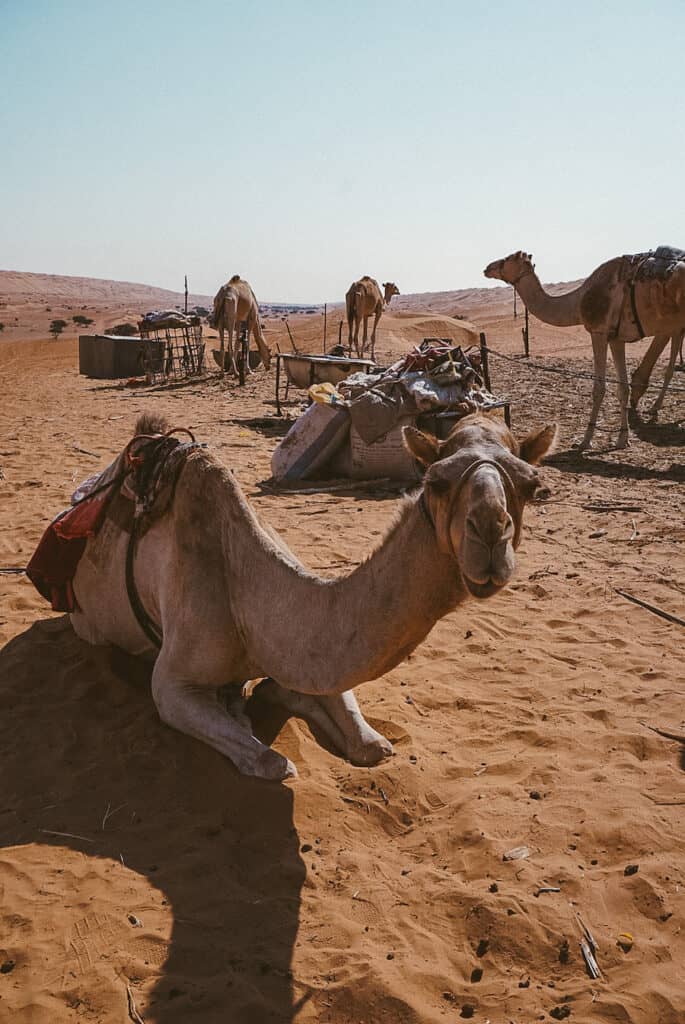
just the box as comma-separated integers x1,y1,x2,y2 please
61,410,556,782
346,277,399,360
484,249,685,448
630,329,684,420
212,275,271,376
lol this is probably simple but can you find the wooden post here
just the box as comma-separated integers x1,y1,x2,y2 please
479,332,491,391
285,318,299,353
275,353,282,415
522,305,530,357
513,286,517,319
323,303,327,353
184,275,188,315
338,319,343,347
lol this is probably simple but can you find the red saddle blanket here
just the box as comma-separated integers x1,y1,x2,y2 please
26,493,110,612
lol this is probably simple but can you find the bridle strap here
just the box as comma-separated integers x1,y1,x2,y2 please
420,458,522,548
511,267,535,286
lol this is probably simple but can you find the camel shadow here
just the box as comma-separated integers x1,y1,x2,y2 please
627,409,685,447
547,451,685,484
0,618,305,1023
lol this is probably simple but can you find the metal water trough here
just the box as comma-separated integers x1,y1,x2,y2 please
275,352,376,414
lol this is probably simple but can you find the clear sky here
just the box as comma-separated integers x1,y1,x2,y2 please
2,1,684,302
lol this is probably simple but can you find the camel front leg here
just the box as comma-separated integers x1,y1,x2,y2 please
648,330,682,420
252,318,271,372
151,659,296,781
318,691,393,766
256,681,392,766
218,325,226,377
255,678,348,754
577,332,608,450
370,308,382,362
360,315,370,359
353,316,362,358
609,339,630,448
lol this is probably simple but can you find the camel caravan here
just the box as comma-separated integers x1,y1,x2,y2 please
26,245,683,778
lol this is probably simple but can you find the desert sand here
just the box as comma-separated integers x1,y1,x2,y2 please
0,273,683,1024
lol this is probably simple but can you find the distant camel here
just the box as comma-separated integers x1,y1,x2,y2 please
630,330,684,420
484,249,685,449
346,277,399,360
211,275,271,376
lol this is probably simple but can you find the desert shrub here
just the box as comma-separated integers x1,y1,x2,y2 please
193,306,209,317
73,314,94,327
0,323,4,332
109,322,138,336
49,319,68,339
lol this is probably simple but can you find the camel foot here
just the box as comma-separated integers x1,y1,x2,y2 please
615,433,630,450
254,746,298,782
347,730,393,767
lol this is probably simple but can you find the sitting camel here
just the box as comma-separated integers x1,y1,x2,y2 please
68,411,556,781
630,329,684,420
211,275,271,376
484,249,685,448
346,277,399,360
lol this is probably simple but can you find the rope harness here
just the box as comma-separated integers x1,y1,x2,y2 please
419,457,522,552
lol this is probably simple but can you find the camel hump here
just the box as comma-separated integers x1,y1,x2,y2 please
228,274,242,284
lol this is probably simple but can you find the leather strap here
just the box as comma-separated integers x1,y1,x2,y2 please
420,457,522,549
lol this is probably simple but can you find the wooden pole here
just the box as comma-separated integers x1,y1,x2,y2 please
285,318,299,353
513,286,517,319
275,353,282,415
523,305,530,357
323,303,327,353
184,275,188,315
338,319,343,347
479,332,491,391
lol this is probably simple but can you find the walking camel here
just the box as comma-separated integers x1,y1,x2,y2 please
484,249,685,448
212,275,271,376
630,329,684,420
67,410,556,782
346,277,400,360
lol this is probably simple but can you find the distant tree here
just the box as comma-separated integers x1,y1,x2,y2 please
49,319,68,339
109,322,138,337
0,323,4,332
72,314,94,326
193,306,209,318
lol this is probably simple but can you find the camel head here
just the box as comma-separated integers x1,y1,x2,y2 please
403,414,557,599
383,282,400,304
483,252,535,286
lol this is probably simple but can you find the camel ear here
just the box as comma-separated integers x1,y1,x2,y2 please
519,423,558,465
402,426,440,466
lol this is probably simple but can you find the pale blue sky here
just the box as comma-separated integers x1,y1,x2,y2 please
2,1,684,302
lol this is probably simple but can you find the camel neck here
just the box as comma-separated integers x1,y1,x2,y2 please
514,271,586,327
233,490,464,696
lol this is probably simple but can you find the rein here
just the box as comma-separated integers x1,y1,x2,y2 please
419,457,522,549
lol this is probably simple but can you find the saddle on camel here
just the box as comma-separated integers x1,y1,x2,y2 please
27,411,557,781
